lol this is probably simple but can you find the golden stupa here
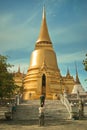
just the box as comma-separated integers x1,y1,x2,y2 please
23,7,75,100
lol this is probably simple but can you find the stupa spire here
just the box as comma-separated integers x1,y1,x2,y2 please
75,63,80,84
36,6,52,44
18,65,20,73
66,67,70,77
43,5,46,19
67,67,70,75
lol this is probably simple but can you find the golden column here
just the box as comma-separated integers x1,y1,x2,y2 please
23,7,61,100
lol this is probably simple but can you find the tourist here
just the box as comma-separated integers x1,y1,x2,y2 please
5,102,12,120
12,103,16,114
40,94,45,106
39,104,45,126
78,99,84,119
81,99,84,116
7,102,12,113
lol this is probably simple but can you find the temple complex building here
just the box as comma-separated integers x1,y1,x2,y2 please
22,7,76,100
13,66,25,94
72,67,85,95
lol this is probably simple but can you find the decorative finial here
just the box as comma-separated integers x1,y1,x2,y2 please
67,67,70,75
43,5,46,19
75,62,80,84
75,62,77,74
66,67,70,77
18,65,20,73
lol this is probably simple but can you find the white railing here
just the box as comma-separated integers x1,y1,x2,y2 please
60,94,71,117
60,94,79,118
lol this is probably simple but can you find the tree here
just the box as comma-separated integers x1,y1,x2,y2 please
83,54,87,71
0,55,16,99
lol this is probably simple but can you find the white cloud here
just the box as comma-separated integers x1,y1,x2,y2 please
57,50,86,63
9,58,29,73
0,14,13,28
0,14,39,53
51,21,87,45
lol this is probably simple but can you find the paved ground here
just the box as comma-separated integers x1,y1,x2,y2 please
0,119,87,130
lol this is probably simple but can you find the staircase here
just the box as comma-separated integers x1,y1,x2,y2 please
13,100,69,121
0,106,8,119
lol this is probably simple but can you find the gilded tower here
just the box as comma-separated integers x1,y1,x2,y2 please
23,7,75,100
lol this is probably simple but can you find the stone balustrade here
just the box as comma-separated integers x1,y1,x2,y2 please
60,94,86,120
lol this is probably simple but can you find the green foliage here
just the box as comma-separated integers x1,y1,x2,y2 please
0,55,16,99
83,54,87,71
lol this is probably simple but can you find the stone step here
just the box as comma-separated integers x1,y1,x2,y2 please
0,106,9,119
12,100,69,120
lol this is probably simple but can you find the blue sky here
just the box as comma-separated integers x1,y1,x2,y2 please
0,0,87,90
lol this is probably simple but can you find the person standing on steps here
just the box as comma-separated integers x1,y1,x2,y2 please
39,103,45,126
78,99,84,119
12,103,16,114
40,94,45,106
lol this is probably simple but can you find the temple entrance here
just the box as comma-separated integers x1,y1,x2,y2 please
42,74,46,96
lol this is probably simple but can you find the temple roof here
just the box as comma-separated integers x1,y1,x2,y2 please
72,84,85,94
36,6,52,44
71,64,85,94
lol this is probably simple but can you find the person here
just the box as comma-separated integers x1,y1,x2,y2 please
39,104,45,126
29,93,32,99
40,94,45,106
78,99,84,119
81,99,84,116
12,103,16,114
5,102,12,120
7,102,12,113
